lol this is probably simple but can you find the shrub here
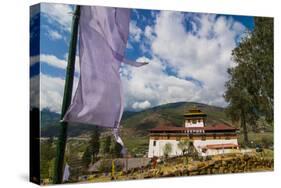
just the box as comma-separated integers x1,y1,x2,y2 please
163,143,172,159
97,160,123,173
261,137,273,148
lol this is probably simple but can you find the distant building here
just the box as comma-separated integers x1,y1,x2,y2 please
148,107,239,158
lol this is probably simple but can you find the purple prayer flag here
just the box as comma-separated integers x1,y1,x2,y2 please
63,6,131,129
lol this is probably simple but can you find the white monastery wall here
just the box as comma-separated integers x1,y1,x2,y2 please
148,139,182,158
148,138,239,158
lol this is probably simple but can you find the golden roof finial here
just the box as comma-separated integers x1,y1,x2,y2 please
184,104,207,117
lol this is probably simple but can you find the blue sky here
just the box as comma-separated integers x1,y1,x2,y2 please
30,3,254,113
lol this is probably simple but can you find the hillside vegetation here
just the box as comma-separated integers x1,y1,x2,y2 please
41,102,232,154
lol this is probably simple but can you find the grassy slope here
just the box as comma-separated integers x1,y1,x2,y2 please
238,132,274,147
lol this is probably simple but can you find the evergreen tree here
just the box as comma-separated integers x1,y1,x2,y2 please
101,135,111,156
82,146,92,167
110,140,122,158
89,127,100,162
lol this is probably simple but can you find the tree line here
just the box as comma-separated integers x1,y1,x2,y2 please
81,127,123,168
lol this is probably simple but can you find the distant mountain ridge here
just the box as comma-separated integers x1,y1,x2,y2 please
40,102,232,153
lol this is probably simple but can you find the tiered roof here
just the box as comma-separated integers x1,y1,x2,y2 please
184,107,207,118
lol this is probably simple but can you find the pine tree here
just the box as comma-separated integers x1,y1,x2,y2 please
82,146,92,167
110,140,122,158
89,127,100,162
101,135,111,156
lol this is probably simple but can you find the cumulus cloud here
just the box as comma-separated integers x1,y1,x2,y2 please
122,10,246,110
39,54,80,73
30,55,40,66
37,8,247,113
132,100,151,110
129,21,142,42
121,56,201,110
153,12,245,105
144,25,155,41
47,29,63,40
40,74,65,113
31,53,80,113
40,74,78,113
41,3,73,32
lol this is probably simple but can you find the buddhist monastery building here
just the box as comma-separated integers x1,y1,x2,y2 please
148,107,239,158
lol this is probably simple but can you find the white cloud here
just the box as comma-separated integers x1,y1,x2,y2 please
37,9,247,113
47,29,63,40
39,54,80,73
31,53,81,113
132,9,140,20
40,74,78,113
151,12,245,106
40,74,65,113
30,55,39,66
30,75,39,108
122,11,246,110
40,54,65,69
121,56,201,110
132,100,151,110
144,25,155,41
41,3,74,32
129,21,142,42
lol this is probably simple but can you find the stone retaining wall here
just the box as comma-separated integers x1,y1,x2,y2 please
125,155,273,179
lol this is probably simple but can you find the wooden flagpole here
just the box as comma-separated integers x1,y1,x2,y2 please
53,5,80,184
